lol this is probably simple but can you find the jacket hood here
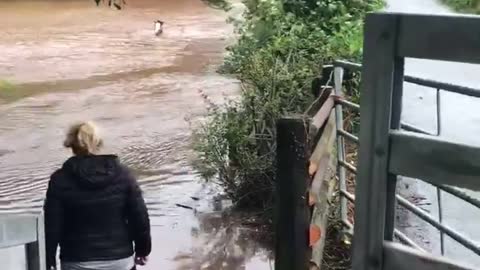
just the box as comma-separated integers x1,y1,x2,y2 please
63,155,121,189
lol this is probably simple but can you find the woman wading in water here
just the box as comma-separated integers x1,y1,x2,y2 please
44,121,151,270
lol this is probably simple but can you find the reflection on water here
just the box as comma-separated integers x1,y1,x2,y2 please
152,193,273,270
0,0,271,268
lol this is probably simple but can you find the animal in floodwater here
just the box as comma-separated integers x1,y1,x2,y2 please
154,20,164,36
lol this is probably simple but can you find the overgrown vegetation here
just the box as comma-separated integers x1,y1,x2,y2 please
93,0,125,10
322,209,351,269
193,0,383,210
441,0,480,13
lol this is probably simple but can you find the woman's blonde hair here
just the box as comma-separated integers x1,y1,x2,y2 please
64,121,103,155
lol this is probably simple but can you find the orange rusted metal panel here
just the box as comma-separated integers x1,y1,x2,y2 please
309,225,322,247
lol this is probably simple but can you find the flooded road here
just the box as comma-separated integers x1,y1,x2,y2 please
386,0,480,266
0,1,271,269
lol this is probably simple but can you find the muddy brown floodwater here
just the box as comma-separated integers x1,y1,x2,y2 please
0,1,272,269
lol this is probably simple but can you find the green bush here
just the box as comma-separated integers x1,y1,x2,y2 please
193,0,383,209
441,0,480,13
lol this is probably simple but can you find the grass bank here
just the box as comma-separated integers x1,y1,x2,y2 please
441,0,480,13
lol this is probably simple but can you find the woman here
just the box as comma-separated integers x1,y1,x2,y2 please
44,121,151,270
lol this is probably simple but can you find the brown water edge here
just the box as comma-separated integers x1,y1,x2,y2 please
0,0,272,269
149,194,274,270
0,37,228,103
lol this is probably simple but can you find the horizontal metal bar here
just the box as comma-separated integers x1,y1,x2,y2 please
340,204,425,251
404,75,480,98
396,194,480,255
383,241,475,270
333,60,362,71
389,130,480,191
338,129,359,144
342,218,353,230
394,229,426,252
334,98,360,111
431,183,480,210
341,219,354,237
339,168,480,253
334,102,436,136
340,189,355,202
400,122,432,135
0,215,38,249
395,13,480,64
334,60,480,98
339,160,357,174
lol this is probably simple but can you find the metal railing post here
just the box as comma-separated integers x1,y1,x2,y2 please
436,89,445,256
26,215,46,270
333,67,349,237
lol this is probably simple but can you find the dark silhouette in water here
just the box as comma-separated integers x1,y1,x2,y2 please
154,20,164,36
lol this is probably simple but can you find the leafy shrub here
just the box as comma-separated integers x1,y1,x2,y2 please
441,0,480,13
194,0,383,209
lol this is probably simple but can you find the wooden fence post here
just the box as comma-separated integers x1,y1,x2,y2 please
275,117,310,270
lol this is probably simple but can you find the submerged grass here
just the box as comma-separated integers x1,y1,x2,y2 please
0,79,17,102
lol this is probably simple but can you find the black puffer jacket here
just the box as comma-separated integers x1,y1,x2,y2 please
44,155,151,269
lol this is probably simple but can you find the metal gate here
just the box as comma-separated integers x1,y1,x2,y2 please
352,13,480,270
0,215,46,270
